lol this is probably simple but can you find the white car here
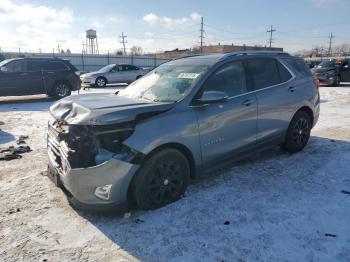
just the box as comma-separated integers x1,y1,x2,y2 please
80,64,149,88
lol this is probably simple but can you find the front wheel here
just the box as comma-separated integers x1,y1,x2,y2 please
52,82,71,99
283,111,312,153
95,77,107,87
131,149,190,210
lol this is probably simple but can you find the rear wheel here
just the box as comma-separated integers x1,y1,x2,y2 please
136,75,142,80
283,111,312,153
131,149,190,210
52,82,71,99
95,77,107,87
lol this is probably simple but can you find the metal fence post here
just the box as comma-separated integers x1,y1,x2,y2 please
81,52,85,72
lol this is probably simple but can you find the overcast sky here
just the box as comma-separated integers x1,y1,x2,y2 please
0,0,350,54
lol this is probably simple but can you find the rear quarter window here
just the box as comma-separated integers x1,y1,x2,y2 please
282,58,312,76
246,58,281,90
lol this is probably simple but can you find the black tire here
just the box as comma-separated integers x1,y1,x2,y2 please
52,82,71,99
136,75,142,80
131,149,190,210
283,110,312,153
95,77,107,87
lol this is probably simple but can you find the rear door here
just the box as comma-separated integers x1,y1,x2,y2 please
42,60,71,92
194,60,257,167
246,57,296,145
0,59,28,96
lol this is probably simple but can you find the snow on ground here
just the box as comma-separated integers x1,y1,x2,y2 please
0,86,350,262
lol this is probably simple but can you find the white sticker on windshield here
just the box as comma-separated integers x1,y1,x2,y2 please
177,73,200,79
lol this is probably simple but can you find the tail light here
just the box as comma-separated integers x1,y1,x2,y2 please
314,79,320,89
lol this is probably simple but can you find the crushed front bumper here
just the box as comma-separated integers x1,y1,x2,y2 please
47,128,139,209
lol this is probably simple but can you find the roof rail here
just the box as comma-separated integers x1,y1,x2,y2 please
171,54,203,61
222,50,290,60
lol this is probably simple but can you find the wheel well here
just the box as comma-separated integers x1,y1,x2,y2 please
144,143,196,179
50,80,71,95
126,142,196,205
297,106,314,126
96,76,108,84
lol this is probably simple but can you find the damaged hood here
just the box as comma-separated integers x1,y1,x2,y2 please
49,93,175,125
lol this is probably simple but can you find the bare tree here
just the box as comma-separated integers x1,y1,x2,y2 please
130,46,143,56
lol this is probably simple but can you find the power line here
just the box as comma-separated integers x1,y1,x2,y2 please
267,25,276,49
328,32,335,56
119,32,127,55
200,16,205,53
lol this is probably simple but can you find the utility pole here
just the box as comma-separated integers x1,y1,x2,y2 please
267,25,276,50
57,43,61,54
119,32,127,55
200,16,204,53
328,32,334,57
81,41,86,54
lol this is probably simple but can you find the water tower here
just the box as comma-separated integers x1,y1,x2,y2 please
85,29,99,54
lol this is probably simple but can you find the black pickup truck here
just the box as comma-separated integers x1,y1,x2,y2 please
0,57,80,98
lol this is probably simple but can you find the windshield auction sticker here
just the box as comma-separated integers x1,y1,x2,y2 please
177,73,200,79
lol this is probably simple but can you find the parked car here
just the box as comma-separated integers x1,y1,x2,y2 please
311,58,350,85
47,51,320,211
80,64,149,88
0,57,80,98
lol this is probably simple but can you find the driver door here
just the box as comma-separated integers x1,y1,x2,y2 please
193,60,257,167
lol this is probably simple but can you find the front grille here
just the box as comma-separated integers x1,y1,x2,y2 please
47,123,64,174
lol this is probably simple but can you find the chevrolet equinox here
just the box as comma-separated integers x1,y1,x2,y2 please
47,51,320,210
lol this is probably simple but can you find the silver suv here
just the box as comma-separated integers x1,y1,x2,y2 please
47,52,320,210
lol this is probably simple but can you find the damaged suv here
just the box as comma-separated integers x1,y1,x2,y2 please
47,51,320,210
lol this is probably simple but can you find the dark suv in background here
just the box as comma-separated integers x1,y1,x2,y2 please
0,57,80,98
311,59,350,85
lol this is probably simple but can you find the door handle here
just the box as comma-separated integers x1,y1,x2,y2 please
288,86,295,92
242,99,252,106
20,73,28,76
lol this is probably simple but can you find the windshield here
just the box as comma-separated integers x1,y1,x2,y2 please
97,64,116,73
317,60,336,68
119,64,208,102
0,59,13,67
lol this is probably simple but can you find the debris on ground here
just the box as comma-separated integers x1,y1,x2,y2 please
224,221,230,225
341,190,350,195
325,233,337,238
6,208,21,214
0,145,31,161
134,218,144,224
16,135,29,145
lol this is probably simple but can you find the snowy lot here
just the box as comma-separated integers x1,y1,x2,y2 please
1,85,350,262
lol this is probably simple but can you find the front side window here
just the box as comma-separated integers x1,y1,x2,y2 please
201,61,247,97
28,60,42,71
4,60,26,72
119,64,208,102
247,58,280,90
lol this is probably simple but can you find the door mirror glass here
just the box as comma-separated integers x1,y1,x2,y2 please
197,91,228,104
0,66,8,72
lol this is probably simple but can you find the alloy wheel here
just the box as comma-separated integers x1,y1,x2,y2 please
292,117,309,145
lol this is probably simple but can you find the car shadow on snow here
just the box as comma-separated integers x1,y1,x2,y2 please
0,96,54,112
74,135,350,261
0,129,15,144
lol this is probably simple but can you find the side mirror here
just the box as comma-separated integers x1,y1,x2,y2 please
196,91,229,105
0,67,7,72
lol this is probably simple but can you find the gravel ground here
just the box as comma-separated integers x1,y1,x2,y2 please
0,86,350,262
